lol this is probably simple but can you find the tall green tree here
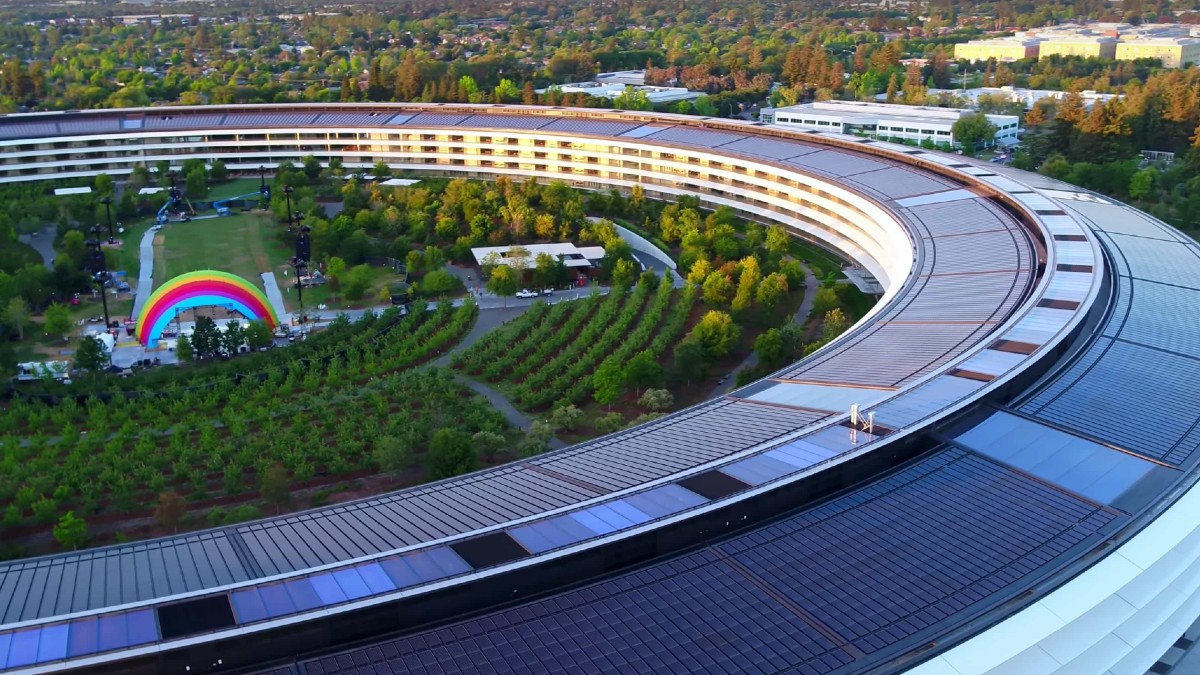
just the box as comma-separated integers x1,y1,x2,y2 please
74,335,110,371
425,428,477,480
951,113,998,155
3,297,30,340
43,303,72,339
593,358,625,407
52,511,87,550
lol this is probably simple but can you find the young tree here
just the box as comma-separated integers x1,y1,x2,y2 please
425,428,477,481
550,404,585,432
260,463,291,513
3,297,31,340
154,491,187,533
74,335,110,371
175,333,195,362
53,511,87,550
638,388,674,412
42,303,73,340
343,264,373,301
222,320,246,355
373,434,412,476
688,310,741,359
244,320,273,350
731,257,762,313
754,327,786,367
702,271,733,306
185,165,207,198
190,316,222,359
209,160,229,182
1129,167,1158,200
765,225,790,258
623,350,662,396
326,256,347,290
673,339,708,384
756,272,790,310
592,358,625,407
93,173,115,197
472,430,507,463
821,308,850,343
611,258,637,288
486,264,518,298
812,287,839,316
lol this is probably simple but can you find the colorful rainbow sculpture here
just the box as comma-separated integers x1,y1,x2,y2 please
135,270,280,347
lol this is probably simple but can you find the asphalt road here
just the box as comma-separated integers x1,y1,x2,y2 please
17,225,57,268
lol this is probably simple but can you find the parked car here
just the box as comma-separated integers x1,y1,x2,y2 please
541,288,554,296
515,289,538,299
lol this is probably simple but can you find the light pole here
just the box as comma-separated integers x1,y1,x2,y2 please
283,185,294,230
100,196,114,242
293,257,307,325
86,226,110,330
258,165,270,208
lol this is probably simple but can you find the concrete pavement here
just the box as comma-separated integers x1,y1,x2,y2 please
130,227,157,319
260,272,288,320
17,225,56,268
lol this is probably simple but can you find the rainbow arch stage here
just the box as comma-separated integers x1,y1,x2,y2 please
135,270,280,347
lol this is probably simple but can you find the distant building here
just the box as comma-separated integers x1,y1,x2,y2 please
535,80,700,105
879,86,1121,111
1115,37,1200,68
471,243,606,278
764,101,1020,149
593,70,648,86
1038,36,1118,59
954,37,1043,62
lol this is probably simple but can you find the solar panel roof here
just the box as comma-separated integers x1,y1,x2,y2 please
291,449,1119,675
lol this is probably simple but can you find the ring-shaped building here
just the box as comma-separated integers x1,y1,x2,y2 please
0,105,1196,675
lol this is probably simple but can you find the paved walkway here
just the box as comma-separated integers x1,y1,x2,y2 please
708,261,819,399
260,272,288,320
130,228,157,319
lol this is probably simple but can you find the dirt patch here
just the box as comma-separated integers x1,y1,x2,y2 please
244,216,276,274
151,233,166,280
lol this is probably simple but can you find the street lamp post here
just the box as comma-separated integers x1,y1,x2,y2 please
283,185,294,231
293,258,307,324
86,226,110,330
100,196,114,243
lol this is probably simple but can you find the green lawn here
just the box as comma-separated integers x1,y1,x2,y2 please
158,213,283,290
203,178,267,202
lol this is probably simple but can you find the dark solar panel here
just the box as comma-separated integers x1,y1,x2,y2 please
449,532,528,569
719,450,1116,655
300,549,852,675
157,596,235,640
676,471,749,500
295,449,1117,674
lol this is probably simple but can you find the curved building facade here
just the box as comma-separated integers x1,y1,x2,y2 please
0,105,1194,675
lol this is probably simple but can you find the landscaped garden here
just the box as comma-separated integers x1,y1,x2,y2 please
0,301,495,557
0,165,876,558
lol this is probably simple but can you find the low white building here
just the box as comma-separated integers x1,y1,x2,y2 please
763,101,1020,149
471,243,605,271
874,86,1121,111
535,82,700,105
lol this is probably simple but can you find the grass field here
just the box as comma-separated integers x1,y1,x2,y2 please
203,178,267,202
158,213,283,290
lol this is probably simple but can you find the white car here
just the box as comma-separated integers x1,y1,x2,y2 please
541,288,554,296
515,289,538,299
